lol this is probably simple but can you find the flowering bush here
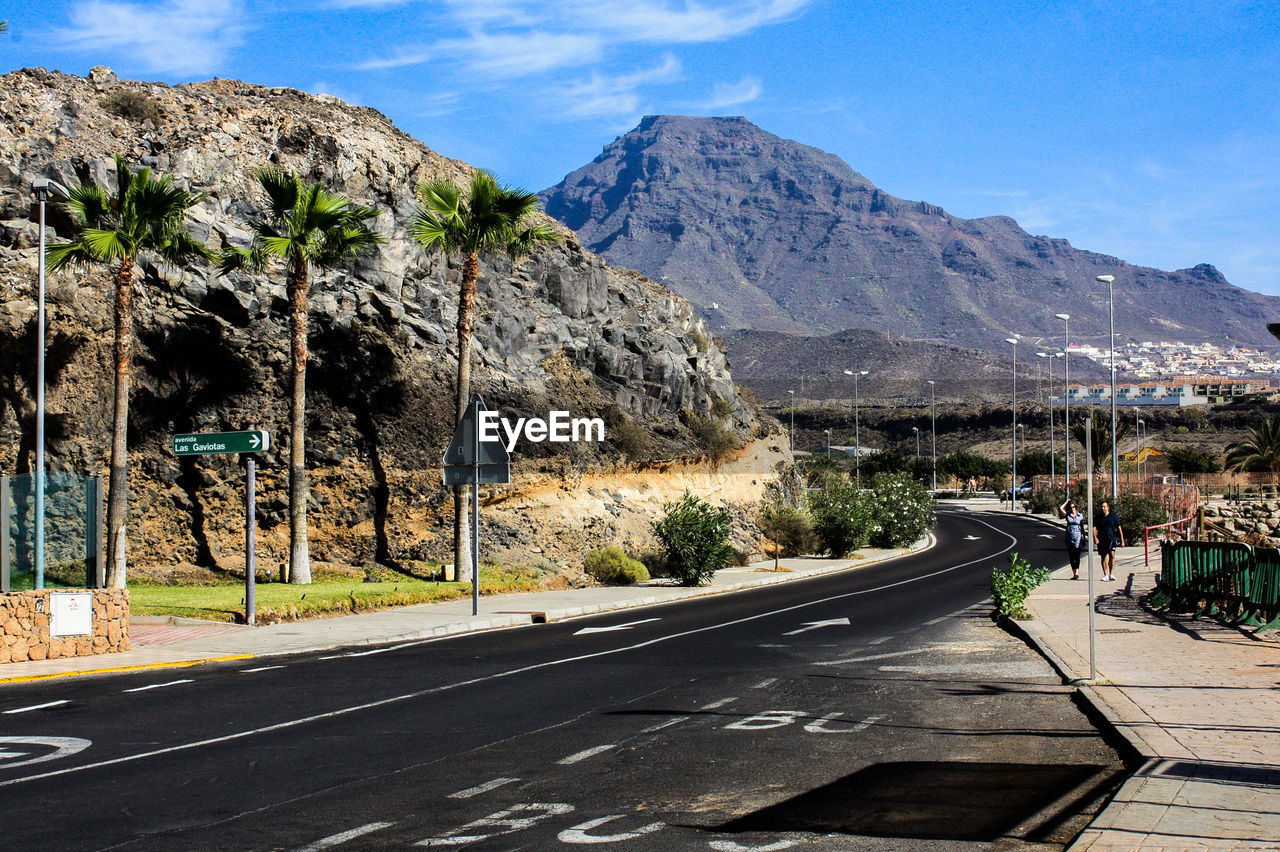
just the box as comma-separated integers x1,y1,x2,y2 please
808,483,874,557
867,473,936,548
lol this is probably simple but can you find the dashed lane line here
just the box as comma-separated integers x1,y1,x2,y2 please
123,679,194,693
640,716,689,733
698,697,738,711
3,700,69,714
752,678,778,689
240,666,286,673
294,821,395,851
449,778,520,799
557,744,616,765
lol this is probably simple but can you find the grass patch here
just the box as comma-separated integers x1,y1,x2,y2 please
130,563,543,623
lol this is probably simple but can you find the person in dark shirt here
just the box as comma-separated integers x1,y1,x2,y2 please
1094,500,1125,581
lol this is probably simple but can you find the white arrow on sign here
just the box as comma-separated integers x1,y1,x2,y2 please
249,433,261,449
573,618,660,636
784,617,851,636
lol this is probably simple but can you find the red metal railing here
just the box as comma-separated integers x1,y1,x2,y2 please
1145,515,1197,566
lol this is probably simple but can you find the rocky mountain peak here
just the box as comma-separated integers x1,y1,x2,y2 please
542,116,1279,354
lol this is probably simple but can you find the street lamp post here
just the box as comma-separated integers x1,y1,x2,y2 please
31,177,70,591
1005,336,1019,511
1097,274,1118,497
1056,313,1071,494
912,426,920,459
1038,352,1055,487
927,380,936,493
1136,417,1145,480
843,369,869,484
787,389,795,454
824,428,831,457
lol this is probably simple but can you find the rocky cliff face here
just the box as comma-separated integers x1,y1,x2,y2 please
0,68,768,576
542,115,1280,352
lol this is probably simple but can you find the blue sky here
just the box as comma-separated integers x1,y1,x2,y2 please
4,0,1278,297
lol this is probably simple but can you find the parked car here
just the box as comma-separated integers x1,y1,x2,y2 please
1003,481,1033,500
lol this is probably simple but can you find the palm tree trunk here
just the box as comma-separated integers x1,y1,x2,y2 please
453,252,479,583
287,262,311,584
106,261,135,588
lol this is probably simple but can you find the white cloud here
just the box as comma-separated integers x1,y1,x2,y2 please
54,0,247,76
361,30,603,76
702,76,761,109
558,54,682,118
575,0,810,43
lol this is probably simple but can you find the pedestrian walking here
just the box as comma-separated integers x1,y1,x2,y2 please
1060,499,1086,579
1094,500,1125,581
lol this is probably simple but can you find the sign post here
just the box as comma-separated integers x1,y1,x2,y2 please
172,428,270,625
443,396,511,615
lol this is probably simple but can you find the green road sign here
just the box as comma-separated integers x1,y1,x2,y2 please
173,430,270,456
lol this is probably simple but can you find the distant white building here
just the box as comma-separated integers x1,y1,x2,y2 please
1050,378,1261,407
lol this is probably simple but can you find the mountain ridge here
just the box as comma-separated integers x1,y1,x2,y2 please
541,115,1278,352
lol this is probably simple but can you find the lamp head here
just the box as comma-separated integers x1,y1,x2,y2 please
32,178,70,201
1096,274,1115,284
860,370,868,376
1005,337,1018,345
842,369,853,376
927,380,934,385
1036,352,1047,358
1055,313,1070,321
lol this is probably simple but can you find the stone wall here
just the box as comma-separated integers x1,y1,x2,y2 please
0,589,130,663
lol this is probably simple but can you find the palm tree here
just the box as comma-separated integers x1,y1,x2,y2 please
1068,408,1131,477
219,169,382,584
410,172,559,580
1225,414,1280,478
47,154,209,588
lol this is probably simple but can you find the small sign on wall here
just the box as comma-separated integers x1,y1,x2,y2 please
50,592,93,638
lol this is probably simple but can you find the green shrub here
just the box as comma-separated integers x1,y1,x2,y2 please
809,483,874,557
683,411,740,463
867,473,936,548
689,328,711,353
710,394,734,419
756,501,817,558
1026,487,1066,515
651,491,734,586
1116,493,1168,533
101,90,163,124
583,546,650,585
991,551,1052,619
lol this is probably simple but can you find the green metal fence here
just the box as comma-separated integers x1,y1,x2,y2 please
1155,540,1280,633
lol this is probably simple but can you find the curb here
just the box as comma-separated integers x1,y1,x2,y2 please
0,654,255,685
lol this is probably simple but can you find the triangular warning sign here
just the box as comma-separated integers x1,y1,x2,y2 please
443,395,511,484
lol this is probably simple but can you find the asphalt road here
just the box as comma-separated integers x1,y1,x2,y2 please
0,508,1128,850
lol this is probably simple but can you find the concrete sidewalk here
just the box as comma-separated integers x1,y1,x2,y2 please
0,547,914,684
1017,531,1280,851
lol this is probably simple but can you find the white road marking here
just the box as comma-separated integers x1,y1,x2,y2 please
1038,534,1055,539
417,803,574,846
725,710,806,731
449,777,520,799
295,821,395,851
343,642,422,657
0,520,1005,791
559,815,664,843
752,678,778,689
698,697,738,711
964,535,981,540
240,666,286,673
0,736,91,768
641,716,689,733
868,636,891,645
3,700,68,714
123,679,193,693
573,618,660,636
710,839,797,850
804,713,883,734
815,648,926,666
557,744,616,765
784,617,851,636
318,655,343,660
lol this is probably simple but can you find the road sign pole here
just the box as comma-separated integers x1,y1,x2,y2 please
471,397,480,616
246,452,256,627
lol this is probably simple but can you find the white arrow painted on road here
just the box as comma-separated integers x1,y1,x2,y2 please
0,737,91,769
1038,534,1055,539
573,618,660,636
784,617,851,636
964,535,981,540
